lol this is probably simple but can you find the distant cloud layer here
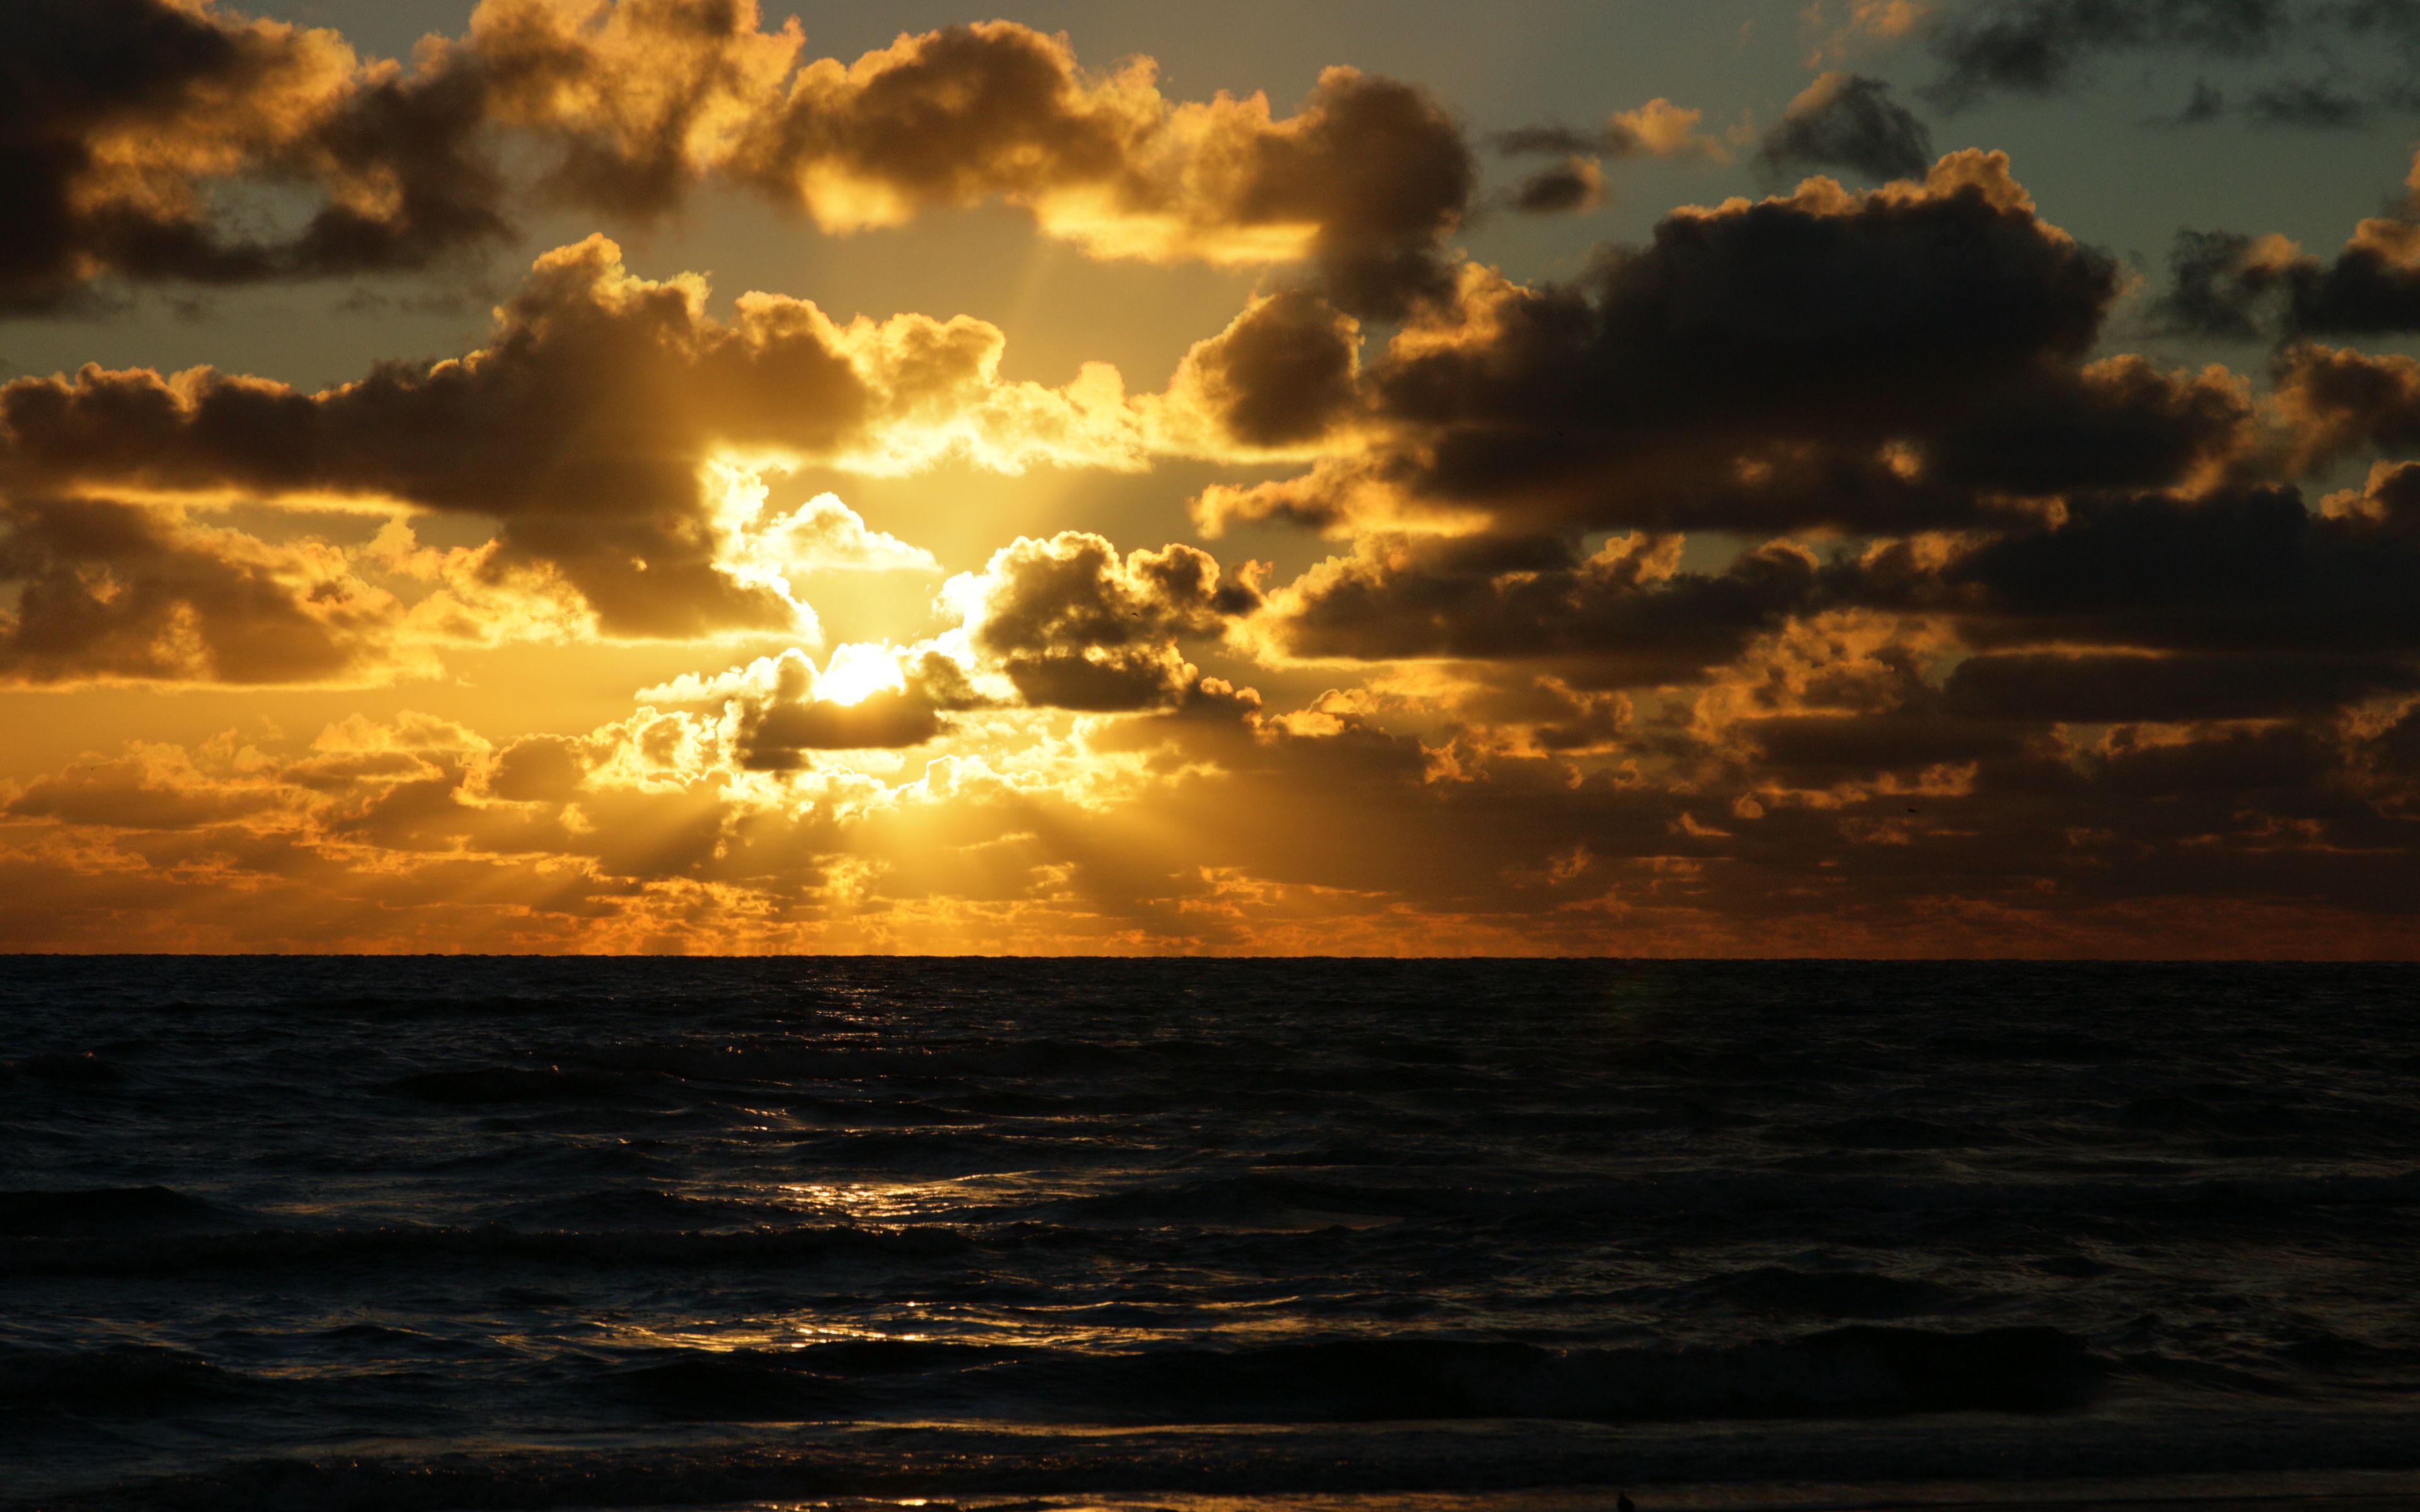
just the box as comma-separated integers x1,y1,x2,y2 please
0,1,2415,955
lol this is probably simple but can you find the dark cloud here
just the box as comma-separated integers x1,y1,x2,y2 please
0,0,504,311
1758,74,1935,183
1853,486,2420,656
2271,343,2420,467
1172,290,1363,449
1942,649,2419,719
2153,228,2279,340
724,26,1477,319
1203,155,2257,541
487,736,589,803
2161,214,2420,338
1264,532,1822,687
2171,79,2231,121
1509,158,1606,215
957,533,1261,711
0,495,410,685
1492,98,1725,165
1492,125,1606,157
2245,77,2370,125
1928,0,2303,108
1235,69,1476,320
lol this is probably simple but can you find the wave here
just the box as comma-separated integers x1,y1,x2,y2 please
26,1420,2420,1512
375,1066,675,1106
0,1050,125,1088
0,1221,984,1276
0,1186,223,1236
614,1326,2104,1425
0,1345,245,1412
1036,1171,1445,1227
1699,1266,1971,1319
1014,1326,2106,1423
1484,1167,2420,1239
493,1188,805,1230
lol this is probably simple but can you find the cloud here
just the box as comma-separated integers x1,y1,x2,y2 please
1498,98,1732,163
1202,155,2256,541
2244,77,2370,127
0,3,1479,318
1163,290,1364,450
2157,180,2420,339
0,0,500,312
4,8,2418,955
1509,157,1608,215
1491,98,1731,218
943,532,1262,711
2270,343,2420,469
1849,486,2420,658
1759,73,1934,182
641,643,986,770
1803,0,1939,67
1,624,2414,954
0,495,428,686
0,237,1177,639
1253,531,1823,687
1940,649,2419,720
1927,0,2302,107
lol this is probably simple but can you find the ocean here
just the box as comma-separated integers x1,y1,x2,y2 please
3,958,2417,1511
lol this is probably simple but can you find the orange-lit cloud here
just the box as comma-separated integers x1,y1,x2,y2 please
5,1,1475,318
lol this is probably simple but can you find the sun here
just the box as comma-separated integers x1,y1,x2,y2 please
813,643,909,707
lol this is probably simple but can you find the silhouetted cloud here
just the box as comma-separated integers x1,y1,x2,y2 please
1509,158,1607,214
1201,154,2256,541
945,533,1260,710
0,495,418,685
1258,532,1821,687
2245,77,2369,125
1759,73,1935,181
0,0,500,311
1166,291,1363,449
2157,208,2420,337
1929,0,2302,107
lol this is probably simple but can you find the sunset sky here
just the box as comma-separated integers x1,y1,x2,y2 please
4,0,2418,954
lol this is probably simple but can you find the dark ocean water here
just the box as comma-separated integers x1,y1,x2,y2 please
3,958,2419,1512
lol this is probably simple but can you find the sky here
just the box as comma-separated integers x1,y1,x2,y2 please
3,0,2418,956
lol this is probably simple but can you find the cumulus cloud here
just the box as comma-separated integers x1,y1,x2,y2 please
0,236,1178,639
1253,532,1823,687
641,643,985,770
1201,154,2256,541
943,532,1262,711
1163,290,1363,450
0,0,499,311
0,2,1478,318
0,496,427,686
